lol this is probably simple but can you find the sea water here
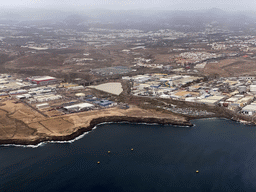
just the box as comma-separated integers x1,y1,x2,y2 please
1,118,256,192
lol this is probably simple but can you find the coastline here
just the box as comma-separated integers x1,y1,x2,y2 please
0,116,193,146
1,112,254,147
1,98,255,147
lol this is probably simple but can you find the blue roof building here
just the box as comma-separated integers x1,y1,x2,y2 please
94,100,113,107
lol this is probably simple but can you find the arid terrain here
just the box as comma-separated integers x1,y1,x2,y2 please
0,99,190,144
203,57,256,77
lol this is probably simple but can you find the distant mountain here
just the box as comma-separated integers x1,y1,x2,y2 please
0,7,254,32
0,8,69,22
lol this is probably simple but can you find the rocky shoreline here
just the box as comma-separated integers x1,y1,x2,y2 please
0,116,193,146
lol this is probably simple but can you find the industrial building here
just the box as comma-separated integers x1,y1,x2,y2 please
237,96,254,107
224,95,254,107
0,80,9,85
75,93,86,97
36,103,49,109
241,104,256,116
130,73,203,98
122,76,132,80
9,89,28,95
250,85,256,93
94,100,114,107
67,86,84,90
239,76,255,81
238,86,247,93
30,94,62,103
64,103,94,111
0,92,8,96
197,95,226,106
26,76,57,85
133,75,151,83
159,94,171,99
185,97,198,102
15,94,31,99
226,97,240,103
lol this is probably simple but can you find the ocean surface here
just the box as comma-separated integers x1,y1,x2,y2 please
1,118,256,192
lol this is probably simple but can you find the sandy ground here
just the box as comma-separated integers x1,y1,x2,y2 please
154,54,172,63
203,58,256,77
0,99,188,142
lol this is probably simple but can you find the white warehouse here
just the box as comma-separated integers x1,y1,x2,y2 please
34,94,62,102
241,104,256,116
36,103,49,109
64,103,94,111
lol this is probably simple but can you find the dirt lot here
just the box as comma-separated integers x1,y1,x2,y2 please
203,58,256,77
4,44,135,75
153,52,176,64
0,99,188,142
1,44,176,80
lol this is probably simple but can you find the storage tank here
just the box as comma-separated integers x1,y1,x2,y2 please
239,86,247,93
250,85,256,92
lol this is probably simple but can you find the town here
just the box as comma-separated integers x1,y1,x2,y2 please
4,2,256,191
1,70,256,122
1,8,256,144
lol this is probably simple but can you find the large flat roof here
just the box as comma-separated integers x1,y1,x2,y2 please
198,99,218,104
226,97,239,102
32,76,56,81
36,103,49,107
242,104,256,111
238,96,254,102
206,95,226,101
64,103,94,110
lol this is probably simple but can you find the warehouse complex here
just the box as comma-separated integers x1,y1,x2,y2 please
2,72,256,120
121,73,256,117
0,74,119,117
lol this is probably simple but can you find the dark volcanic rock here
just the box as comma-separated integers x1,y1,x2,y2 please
0,116,192,146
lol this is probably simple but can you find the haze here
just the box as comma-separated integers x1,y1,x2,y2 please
0,0,255,11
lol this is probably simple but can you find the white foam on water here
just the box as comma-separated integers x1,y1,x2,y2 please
0,125,97,148
0,121,192,148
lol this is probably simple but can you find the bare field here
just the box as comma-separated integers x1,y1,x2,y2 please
4,45,137,77
43,110,63,117
153,54,173,63
6,53,65,69
203,58,256,77
0,100,187,142
1,100,45,123
1,44,175,79
0,108,37,140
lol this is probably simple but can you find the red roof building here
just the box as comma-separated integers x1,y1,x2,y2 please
27,76,57,85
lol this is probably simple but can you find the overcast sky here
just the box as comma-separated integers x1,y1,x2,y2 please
1,0,255,11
